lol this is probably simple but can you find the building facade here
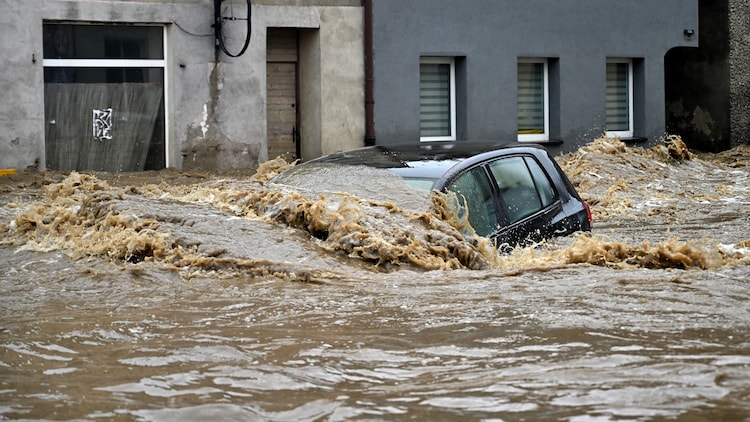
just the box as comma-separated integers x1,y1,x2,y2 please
5,0,747,173
0,0,364,172
370,0,699,154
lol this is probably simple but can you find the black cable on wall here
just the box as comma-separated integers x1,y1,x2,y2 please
213,0,252,58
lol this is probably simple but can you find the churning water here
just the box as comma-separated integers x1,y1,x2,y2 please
1,137,749,421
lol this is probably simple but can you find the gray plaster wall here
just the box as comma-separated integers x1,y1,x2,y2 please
0,0,364,171
319,7,364,156
371,0,699,151
299,6,365,160
0,0,213,170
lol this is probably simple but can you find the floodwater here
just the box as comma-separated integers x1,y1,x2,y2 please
1,137,749,421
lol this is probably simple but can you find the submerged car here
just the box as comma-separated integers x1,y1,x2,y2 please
271,142,591,247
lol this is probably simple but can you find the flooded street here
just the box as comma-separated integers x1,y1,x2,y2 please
2,138,750,421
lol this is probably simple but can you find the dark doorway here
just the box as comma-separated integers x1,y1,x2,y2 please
266,28,300,161
664,0,730,152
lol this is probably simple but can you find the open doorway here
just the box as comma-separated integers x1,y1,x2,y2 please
664,0,730,152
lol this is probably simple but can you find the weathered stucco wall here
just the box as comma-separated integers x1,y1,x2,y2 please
0,1,45,170
297,6,366,161
0,0,215,170
0,0,363,172
178,3,273,171
729,0,750,146
319,6,364,156
181,5,323,171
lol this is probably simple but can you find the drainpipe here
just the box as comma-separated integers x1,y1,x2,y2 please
364,0,376,146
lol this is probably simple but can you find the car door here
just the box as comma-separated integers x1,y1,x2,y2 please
485,155,565,246
444,166,505,238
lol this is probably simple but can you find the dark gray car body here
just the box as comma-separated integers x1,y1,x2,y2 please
273,142,591,247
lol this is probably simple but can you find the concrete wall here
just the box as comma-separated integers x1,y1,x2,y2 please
180,3,279,171
298,6,365,160
181,4,324,171
371,0,699,152
0,1,45,170
0,0,364,171
319,7,364,156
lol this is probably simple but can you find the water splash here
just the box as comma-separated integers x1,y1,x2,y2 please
1,136,748,275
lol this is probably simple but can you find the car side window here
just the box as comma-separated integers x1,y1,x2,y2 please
488,156,551,224
525,156,556,207
447,167,499,237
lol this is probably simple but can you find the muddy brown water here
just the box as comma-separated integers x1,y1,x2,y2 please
1,137,750,421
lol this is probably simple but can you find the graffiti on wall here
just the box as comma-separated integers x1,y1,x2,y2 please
93,108,113,141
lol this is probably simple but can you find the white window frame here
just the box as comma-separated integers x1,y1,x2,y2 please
43,24,171,167
517,58,549,143
420,56,456,142
605,58,634,139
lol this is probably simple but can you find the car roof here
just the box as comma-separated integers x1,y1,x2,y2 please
304,141,547,180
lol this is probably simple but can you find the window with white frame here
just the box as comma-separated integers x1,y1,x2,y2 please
517,58,549,142
606,59,633,138
420,57,456,141
42,23,168,172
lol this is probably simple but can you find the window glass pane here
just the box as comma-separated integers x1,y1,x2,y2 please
447,168,499,237
606,62,630,131
43,67,165,172
518,62,545,134
420,62,452,137
524,157,556,207
43,24,164,60
44,67,164,84
488,157,543,224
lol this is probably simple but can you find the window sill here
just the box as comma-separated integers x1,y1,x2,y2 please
525,138,564,146
619,136,648,144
